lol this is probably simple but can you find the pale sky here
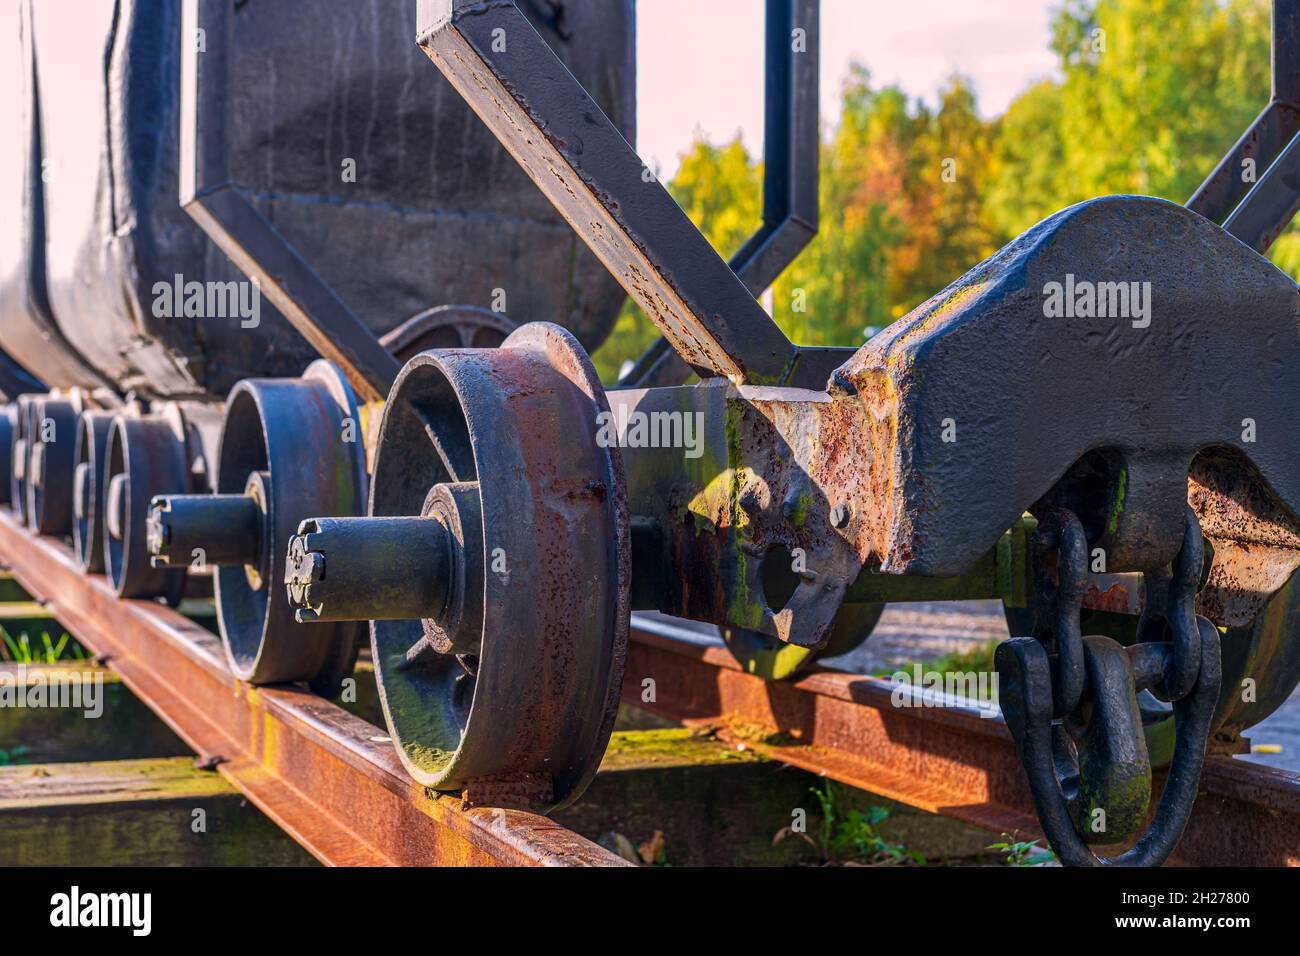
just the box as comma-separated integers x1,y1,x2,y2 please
636,0,1060,179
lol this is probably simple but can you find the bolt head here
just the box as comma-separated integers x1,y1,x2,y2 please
285,538,325,607
830,501,851,529
145,508,169,558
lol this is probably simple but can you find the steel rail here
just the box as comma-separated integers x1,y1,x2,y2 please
626,615,1300,866
0,510,623,867
3,501,1292,866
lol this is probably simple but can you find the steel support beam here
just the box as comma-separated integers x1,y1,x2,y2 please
0,509,622,867
734,0,822,295
417,0,797,385
626,616,1300,866
1221,125,1300,251
179,0,401,404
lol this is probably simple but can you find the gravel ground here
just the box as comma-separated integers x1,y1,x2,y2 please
821,599,1007,674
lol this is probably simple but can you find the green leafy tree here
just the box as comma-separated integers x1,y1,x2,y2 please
593,0,1289,382
988,0,1270,228
984,80,1068,238
776,67,919,346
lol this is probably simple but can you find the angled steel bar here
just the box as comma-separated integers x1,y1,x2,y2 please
1222,123,1300,251
620,0,821,389
733,0,821,295
1187,103,1300,225
1192,0,1300,250
179,0,400,404
1187,0,1300,222
417,0,796,385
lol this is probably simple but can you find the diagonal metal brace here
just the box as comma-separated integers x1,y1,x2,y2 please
1189,0,1300,251
620,0,821,389
416,0,798,386
730,0,821,297
834,196,1300,579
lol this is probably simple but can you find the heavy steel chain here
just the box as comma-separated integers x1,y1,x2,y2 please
996,506,1222,866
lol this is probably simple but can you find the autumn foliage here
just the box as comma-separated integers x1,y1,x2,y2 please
594,0,1281,382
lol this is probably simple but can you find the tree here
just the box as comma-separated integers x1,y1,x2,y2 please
593,0,1286,382
987,0,1270,227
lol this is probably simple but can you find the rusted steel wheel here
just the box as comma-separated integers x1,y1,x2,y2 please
103,411,194,601
214,362,365,693
9,394,37,521
148,361,366,695
72,410,116,573
379,305,517,360
286,323,630,811
0,404,15,507
25,392,83,535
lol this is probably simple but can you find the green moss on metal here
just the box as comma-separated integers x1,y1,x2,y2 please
0,757,315,866
403,741,453,769
1107,465,1128,536
725,400,765,630
743,369,784,388
1144,715,1176,769
375,646,456,777
1078,764,1150,844
788,492,811,528
719,628,814,680
684,472,730,535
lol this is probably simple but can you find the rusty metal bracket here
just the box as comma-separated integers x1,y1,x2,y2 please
608,196,1300,659
620,0,822,389
179,0,401,404
416,0,799,386
1189,0,1300,251
832,195,1300,579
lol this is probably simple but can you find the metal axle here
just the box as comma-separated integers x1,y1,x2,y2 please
285,516,452,624
148,493,263,569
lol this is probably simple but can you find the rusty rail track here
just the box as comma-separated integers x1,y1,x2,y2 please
4,501,1297,867
626,615,1300,866
0,510,622,867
